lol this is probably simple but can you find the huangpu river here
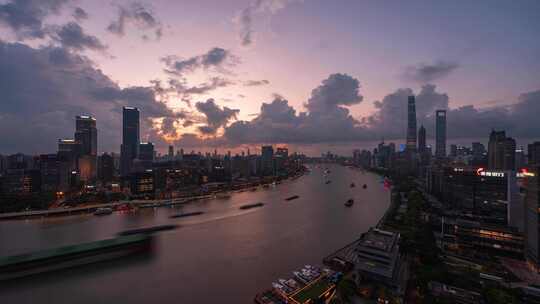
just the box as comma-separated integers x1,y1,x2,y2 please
0,164,390,303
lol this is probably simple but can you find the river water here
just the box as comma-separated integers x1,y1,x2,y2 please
0,164,390,304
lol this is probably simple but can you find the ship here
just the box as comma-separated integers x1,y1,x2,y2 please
285,195,299,201
239,202,264,210
0,234,153,280
345,199,354,207
363,184,367,189
169,211,204,218
94,207,113,216
325,180,332,185
350,183,355,188
118,224,178,236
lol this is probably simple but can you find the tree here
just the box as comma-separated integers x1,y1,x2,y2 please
336,278,357,303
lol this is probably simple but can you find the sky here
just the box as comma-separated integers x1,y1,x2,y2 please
0,0,539,155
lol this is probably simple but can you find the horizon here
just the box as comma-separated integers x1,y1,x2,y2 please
1,0,539,154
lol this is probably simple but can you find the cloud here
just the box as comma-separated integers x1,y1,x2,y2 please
51,22,106,51
0,0,69,39
403,60,459,83
235,0,302,46
224,74,367,144
107,2,163,40
243,79,270,86
0,40,180,154
195,99,239,134
72,7,88,21
162,47,238,76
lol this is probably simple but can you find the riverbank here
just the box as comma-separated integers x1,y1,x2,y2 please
0,169,308,221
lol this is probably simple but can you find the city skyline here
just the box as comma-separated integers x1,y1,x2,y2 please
1,0,540,154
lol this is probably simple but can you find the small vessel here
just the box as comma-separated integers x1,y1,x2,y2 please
216,193,231,199
345,199,354,207
239,202,264,210
363,184,367,189
118,224,178,236
169,211,204,218
350,183,355,188
285,195,299,201
94,207,113,216
262,184,270,188
325,180,332,184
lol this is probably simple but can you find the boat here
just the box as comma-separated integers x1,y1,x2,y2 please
117,224,178,236
94,207,113,216
169,211,204,218
262,184,270,188
363,184,367,189
216,193,231,199
345,199,354,207
0,234,153,280
285,195,299,201
325,180,332,184
350,183,355,188
239,202,264,210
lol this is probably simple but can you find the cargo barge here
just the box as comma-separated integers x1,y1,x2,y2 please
285,195,299,201
118,224,178,236
169,211,204,218
0,234,153,281
239,202,264,210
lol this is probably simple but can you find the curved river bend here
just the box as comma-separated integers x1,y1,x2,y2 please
0,164,390,304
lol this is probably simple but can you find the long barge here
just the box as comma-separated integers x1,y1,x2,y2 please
169,211,204,218
239,202,264,210
118,224,178,236
0,234,153,281
285,195,299,201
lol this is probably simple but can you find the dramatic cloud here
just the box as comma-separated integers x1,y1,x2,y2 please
162,47,238,76
235,0,302,46
0,40,179,154
224,73,367,143
195,99,239,134
51,22,106,51
364,84,449,139
107,2,163,40
243,79,270,86
72,7,88,21
403,61,459,83
0,0,68,39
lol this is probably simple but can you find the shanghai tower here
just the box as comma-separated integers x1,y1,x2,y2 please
120,107,140,176
406,95,417,152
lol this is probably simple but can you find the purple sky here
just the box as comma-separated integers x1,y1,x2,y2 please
0,0,539,155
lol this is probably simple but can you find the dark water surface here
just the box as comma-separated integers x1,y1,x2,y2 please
0,164,390,304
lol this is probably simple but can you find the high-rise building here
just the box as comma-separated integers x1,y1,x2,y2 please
74,115,97,181
529,142,540,166
120,107,140,176
435,110,446,158
525,166,540,272
57,139,80,191
488,130,516,170
98,153,114,184
261,145,274,176
139,142,155,162
418,125,426,153
168,145,174,160
406,96,417,152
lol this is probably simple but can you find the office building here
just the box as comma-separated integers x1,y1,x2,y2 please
529,142,540,166
75,115,97,181
168,145,174,160
406,96,417,152
261,145,274,176
97,153,114,184
488,130,516,171
354,228,404,294
57,139,80,191
418,125,426,153
120,107,140,176
525,166,540,272
435,110,446,158
39,154,60,192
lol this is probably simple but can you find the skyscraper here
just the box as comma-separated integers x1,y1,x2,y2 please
75,115,97,181
261,145,274,176
406,96,417,152
120,107,140,176
418,125,426,153
529,142,540,166
525,166,540,272
435,110,446,158
168,145,174,160
488,130,516,170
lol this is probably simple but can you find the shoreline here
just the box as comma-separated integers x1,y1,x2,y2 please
0,169,307,221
